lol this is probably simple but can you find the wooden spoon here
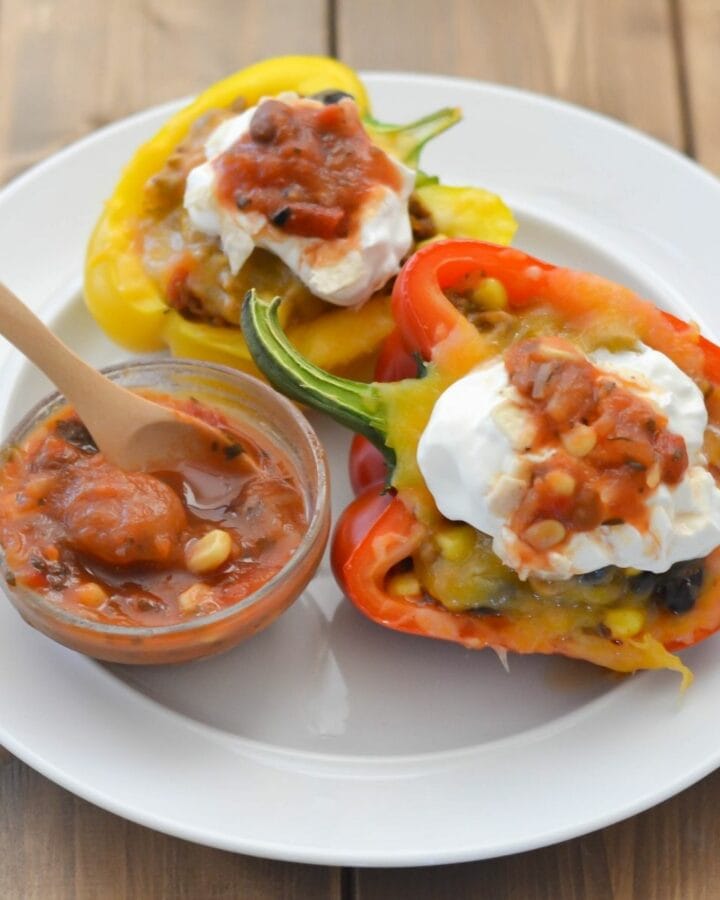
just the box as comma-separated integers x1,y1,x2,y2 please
0,281,230,471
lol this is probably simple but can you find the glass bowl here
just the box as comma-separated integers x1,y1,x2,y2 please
0,359,330,664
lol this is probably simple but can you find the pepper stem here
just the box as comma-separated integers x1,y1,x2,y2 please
242,291,393,464
364,106,462,168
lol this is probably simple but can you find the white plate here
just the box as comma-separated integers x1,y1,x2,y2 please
1,73,720,867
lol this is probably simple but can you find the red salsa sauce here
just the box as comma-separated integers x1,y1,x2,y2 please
214,98,402,240
503,337,689,550
0,395,307,627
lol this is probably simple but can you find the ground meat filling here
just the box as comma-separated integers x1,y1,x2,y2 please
504,337,689,550
144,102,245,216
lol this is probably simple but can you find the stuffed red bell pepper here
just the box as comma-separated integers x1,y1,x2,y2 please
243,239,720,686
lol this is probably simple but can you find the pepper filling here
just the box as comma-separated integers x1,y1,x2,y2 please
504,337,689,552
214,98,404,240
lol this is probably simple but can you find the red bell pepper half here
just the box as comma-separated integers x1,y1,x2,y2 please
348,328,418,492
243,239,720,684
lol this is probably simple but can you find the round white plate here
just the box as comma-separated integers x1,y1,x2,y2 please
1,73,720,868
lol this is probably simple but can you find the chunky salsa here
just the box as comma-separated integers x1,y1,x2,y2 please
504,336,688,555
0,395,307,628
215,98,404,240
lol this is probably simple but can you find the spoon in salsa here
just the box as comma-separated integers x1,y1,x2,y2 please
0,280,233,471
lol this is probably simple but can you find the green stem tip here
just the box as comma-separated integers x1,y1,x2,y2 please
241,291,393,465
364,106,462,168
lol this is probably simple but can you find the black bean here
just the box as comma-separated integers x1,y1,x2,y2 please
578,566,615,585
270,206,291,227
311,89,354,105
625,460,647,472
654,579,692,614
249,102,282,143
136,595,165,613
55,419,98,454
223,443,244,460
30,554,70,589
47,568,70,590
652,560,704,614
629,571,657,596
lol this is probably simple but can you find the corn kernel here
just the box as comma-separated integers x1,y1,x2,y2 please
26,475,56,501
523,519,566,550
178,582,213,614
545,470,576,497
561,424,597,458
704,426,720,467
646,462,661,489
74,582,108,609
185,529,232,574
470,277,508,310
387,571,423,597
604,608,645,639
435,525,477,561
537,343,582,362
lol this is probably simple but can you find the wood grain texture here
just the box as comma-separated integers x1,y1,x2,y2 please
0,0,328,183
677,0,720,171
354,767,720,900
0,756,339,900
1,0,719,897
338,0,686,148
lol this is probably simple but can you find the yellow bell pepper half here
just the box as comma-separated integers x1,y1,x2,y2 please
84,55,516,375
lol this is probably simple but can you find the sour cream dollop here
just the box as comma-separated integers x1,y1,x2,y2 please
417,343,720,580
184,94,415,306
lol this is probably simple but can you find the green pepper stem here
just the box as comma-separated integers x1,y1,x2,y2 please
364,107,462,167
242,291,393,464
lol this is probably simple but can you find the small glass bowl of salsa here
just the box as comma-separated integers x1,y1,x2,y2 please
0,359,330,664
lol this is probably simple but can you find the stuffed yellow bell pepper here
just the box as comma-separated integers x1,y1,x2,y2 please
85,55,516,375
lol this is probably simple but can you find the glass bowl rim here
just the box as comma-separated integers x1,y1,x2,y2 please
0,357,330,639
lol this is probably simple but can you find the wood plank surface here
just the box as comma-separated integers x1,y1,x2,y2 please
0,0,329,184
338,0,687,149
1,0,720,897
0,755,338,900
678,0,720,171
353,768,720,900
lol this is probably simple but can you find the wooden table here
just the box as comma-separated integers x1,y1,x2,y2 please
1,1,720,897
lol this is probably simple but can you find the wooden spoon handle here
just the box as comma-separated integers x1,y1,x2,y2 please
0,280,229,471
0,280,111,416
0,281,172,459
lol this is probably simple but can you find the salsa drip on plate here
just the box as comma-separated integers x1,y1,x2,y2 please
0,395,307,627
